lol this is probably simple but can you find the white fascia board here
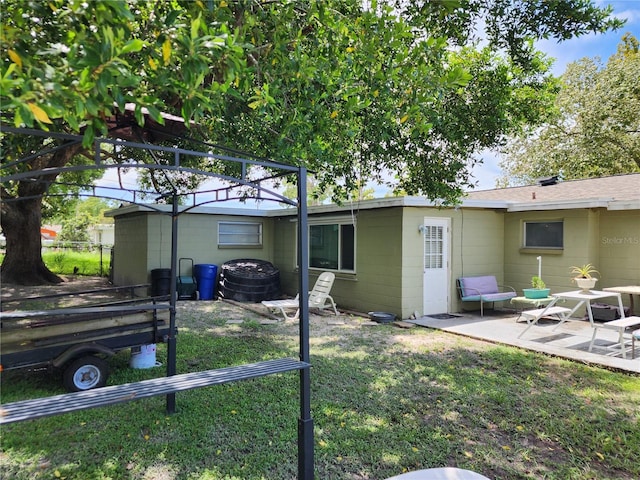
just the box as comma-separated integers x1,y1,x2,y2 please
311,197,410,212
104,204,155,217
457,199,511,209
268,197,413,218
271,196,511,216
506,199,612,212
185,205,270,216
401,196,512,209
105,203,270,218
606,200,640,210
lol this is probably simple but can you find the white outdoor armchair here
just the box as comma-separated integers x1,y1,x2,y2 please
262,272,338,321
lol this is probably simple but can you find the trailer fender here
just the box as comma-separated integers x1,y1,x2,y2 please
52,343,116,369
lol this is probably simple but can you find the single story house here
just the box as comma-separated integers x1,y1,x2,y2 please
107,173,640,319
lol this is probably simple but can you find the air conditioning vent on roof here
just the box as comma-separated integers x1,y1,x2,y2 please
537,176,559,186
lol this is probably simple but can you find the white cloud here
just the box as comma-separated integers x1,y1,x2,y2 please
599,0,640,23
535,1,640,74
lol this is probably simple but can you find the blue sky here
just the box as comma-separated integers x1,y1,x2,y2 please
470,0,640,190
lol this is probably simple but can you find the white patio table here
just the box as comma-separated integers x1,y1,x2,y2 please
552,289,626,325
517,289,625,339
555,290,640,358
518,289,640,358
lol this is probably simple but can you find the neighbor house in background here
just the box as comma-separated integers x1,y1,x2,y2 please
108,173,640,319
37,225,114,246
87,224,115,246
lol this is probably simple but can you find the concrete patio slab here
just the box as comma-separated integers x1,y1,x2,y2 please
408,310,640,374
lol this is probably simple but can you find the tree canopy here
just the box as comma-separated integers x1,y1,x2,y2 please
0,0,624,283
498,33,640,186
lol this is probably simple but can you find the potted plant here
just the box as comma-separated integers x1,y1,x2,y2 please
570,264,599,293
523,275,551,299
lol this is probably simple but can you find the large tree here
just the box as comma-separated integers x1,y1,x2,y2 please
1,0,248,284
498,33,640,186
1,0,623,284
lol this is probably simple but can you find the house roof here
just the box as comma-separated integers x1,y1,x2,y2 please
464,173,640,211
108,174,640,218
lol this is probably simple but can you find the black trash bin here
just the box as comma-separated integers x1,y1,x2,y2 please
150,268,171,297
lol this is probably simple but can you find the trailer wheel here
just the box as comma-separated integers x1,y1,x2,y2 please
63,356,109,392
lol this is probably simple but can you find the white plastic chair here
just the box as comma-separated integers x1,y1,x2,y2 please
262,272,338,321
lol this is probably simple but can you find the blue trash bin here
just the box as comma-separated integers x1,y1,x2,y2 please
194,264,218,300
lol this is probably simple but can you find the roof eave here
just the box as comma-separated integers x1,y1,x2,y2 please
506,199,613,212
606,199,640,211
105,203,270,217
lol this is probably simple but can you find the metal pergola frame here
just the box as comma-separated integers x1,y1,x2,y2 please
1,126,314,479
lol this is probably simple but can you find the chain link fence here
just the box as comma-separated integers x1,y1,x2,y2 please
40,242,113,278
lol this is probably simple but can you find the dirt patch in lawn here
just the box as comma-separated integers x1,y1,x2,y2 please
0,276,469,353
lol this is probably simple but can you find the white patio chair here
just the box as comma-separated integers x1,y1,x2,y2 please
262,272,338,321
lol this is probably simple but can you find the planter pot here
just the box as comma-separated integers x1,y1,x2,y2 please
575,277,597,293
523,288,550,299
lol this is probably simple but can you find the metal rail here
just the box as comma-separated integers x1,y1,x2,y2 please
1,358,311,424
0,284,150,306
0,304,170,319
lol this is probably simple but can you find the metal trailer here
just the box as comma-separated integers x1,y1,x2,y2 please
0,298,171,392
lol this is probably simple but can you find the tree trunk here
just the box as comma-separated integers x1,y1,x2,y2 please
1,196,62,285
1,141,84,286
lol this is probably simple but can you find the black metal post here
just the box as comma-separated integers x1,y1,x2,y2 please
297,167,314,479
99,244,103,277
166,194,179,414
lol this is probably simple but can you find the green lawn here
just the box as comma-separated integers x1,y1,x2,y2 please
0,250,110,278
43,250,110,277
1,304,639,480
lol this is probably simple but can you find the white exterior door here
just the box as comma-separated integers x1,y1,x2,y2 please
422,217,450,315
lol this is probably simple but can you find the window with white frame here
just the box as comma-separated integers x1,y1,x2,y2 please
308,219,355,272
218,221,262,247
523,221,563,248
